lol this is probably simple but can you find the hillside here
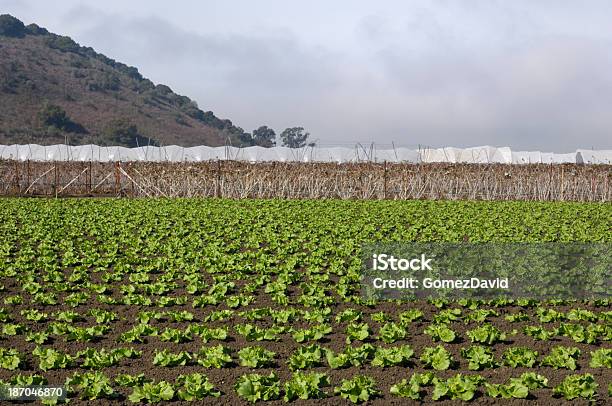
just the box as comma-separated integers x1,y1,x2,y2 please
0,14,252,147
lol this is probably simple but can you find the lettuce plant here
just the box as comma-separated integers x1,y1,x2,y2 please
196,344,232,368
558,322,599,344
33,346,74,371
203,310,234,322
553,374,598,400
567,308,597,322
2,323,26,336
371,345,414,367
432,374,484,401
235,372,280,403
292,324,332,343
188,325,228,342
589,348,612,368
377,322,407,344
464,309,499,323
152,349,192,367
115,373,152,387
536,308,566,323
284,372,329,401
7,374,47,385
461,346,497,370
176,373,220,400
25,331,50,344
390,372,435,400
65,325,109,342
420,345,453,370
325,344,375,369
541,346,581,370
287,344,322,370
238,346,275,368
424,323,456,343
54,310,83,323
370,311,390,322
432,308,461,324
118,324,158,343
502,347,538,368
485,372,547,399
399,309,423,324
523,325,557,341
78,347,141,369
235,324,280,341
0,348,22,370
466,323,506,345
504,312,529,322
334,375,379,404
21,309,48,322
345,322,371,344
159,327,193,343
65,371,115,400
129,381,175,403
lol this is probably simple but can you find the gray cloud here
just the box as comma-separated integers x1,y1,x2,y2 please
2,0,612,150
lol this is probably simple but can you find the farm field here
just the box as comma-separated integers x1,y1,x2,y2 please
0,198,610,404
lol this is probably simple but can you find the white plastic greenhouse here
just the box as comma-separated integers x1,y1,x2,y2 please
0,144,610,164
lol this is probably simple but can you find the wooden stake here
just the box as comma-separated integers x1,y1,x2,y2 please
215,160,222,198
88,161,93,193
114,162,121,196
26,160,31,195
383,161,388,199
54,164,58,198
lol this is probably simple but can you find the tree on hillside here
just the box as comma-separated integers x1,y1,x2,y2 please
280,127,312,148
0,14,26,37
252,126,276,147
39,103,70,129
25,23,48,36
44,35,80,53
38,102,86,133
103,119,156,147
237,131,255,147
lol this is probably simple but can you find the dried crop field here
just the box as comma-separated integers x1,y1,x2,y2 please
0,199,610,404
0,160,610,201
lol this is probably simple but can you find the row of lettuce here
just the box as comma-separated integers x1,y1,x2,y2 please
0,370,607,403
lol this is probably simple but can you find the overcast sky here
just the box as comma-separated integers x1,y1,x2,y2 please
2,0,612,151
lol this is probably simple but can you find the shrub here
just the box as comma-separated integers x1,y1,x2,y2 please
25,23,48,36
88,71,121,91
103,119,153,147
38,102,86,134
0,14,25,37
45,34,80,52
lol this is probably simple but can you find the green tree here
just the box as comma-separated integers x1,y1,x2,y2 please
252,126,276,147
103,119,155,147
38,103,70,129
224,127,255,147
280,127,311,148
25,23,48,36
38,102,86,134
44,35,80,52
0,14,26,38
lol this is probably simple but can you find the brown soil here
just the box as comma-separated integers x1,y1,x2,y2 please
1,288,610,405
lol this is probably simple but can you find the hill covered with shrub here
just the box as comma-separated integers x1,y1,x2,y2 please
0,14,264,147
